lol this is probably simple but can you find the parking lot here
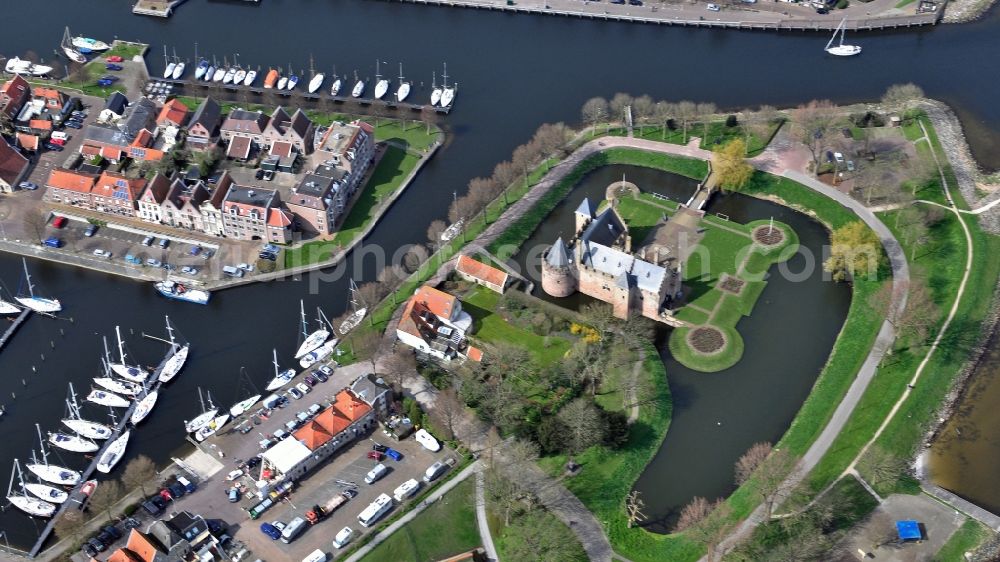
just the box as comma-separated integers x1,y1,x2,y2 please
158,361,458,562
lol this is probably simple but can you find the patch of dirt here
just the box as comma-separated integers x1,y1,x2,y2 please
752,225,786,246
718,274,746,295
689,327,725,354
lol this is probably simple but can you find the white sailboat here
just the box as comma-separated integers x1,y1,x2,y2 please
63,46,87,64
244,69,257,86
339,279,368,336
395,63,410,103
308,73,325,94
163,47,175,79
440,63,455,107
96,430,130,474
194,59,209,80
234,67,247,85
374,60,389,100
229,394,261,417
299,339,338,369
25,482,68,504
0,295,19,314
16,258,61,313
331,77,342,96
109,327,149,383
825,18,862,57
93,375,141,397
158,316,189,383
72,36,110,51
26,426,81,486
130,388,158,425
295,301,331,358
8,460,56,518
4,57,53,77
184,388,219,434
61,384,113,440
194,413,229,442
212,56,227,82
223,67,237,85
48,431,99,454
352,70,365,98
86,388,130,409
430,71,442,107
277,75,288,90
265,349,296,391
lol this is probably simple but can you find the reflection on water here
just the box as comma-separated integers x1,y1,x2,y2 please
928,327,1000,515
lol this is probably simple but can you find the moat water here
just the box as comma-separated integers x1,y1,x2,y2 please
1,0,1000,548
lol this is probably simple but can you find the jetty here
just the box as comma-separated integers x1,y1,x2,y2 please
26,343,179,558
132,0,188,17
0,308,31,352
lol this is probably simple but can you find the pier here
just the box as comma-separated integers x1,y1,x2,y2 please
132,0,188,17
152,77,455,115
27,343,178,558
0,309,31,352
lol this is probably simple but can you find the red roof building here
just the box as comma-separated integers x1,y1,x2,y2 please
32,87,67,111
15,133,38,152
395,285,481,362
456,255,509,294
293,389,372,452
92,172,146,218
0,135,29,193
43,169,98,208
156,98,189,128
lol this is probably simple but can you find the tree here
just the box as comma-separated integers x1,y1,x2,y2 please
533,123,570,167
655,101,677,140
734,441,773,486
503,511,581,562
512,141,542,185
790,100,839,175
857,445,909,492
357,280,388,311
580,302,614,335
733,443,795,518
493,160,518,205
484,468,528,526
898,279,938,348
351,329,382,374
823,221,882,282
609,93,634,127
122,455,157,497
625,490,647,528
432,387,465,441
24,207,49,243
744,105,779,154
467,176,501,209
89,479,123,523
420,105,439,135
853,159,893,204
696,102,718,141
712,139,754,191
632,95,655,135
675,497,734,560
382,347,416,390
581,97,608,135
896,206,929,261
53,509,86,543
427,220,447,250
557,398,605,457
448,195,479,226
881,83,925,117
401,243,427,273
675,101,697,144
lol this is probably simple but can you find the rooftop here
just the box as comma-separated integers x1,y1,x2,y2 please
456,255,509,289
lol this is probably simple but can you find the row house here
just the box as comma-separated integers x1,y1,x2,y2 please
220,108,269,156
43,169,98,207
156,98,189,129
0,74,30,120
221,184,292,243
137,173,171,223
91,172,146,218
313,120,375,198
185,97,221,151
0,135,29,193
81,97,165,163
261,107,314,155
161,177,210,232
199,172,232,237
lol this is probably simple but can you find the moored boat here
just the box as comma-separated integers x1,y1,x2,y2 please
48,432,99,454
159,344,189,383
8,494,55,518
62,418,112,440
93,377,140,396
172,61,185,80
295,301,331,358
16,258,61,313
86,389,130,409
0,299,19,314
229,394,261,417
184,388,219,433
825,18,862,57
331,78,342,96
63,46,87,64
223,67,236,84
395,64,410,102
25,463,80,486
277,76,288,90
308,73,325,94
131,390,158,425
352,79,365,98
265,349,296,391
155,280,211,305
72,37,110,51
79,479,98,498
287,74,299,91
244,70,257,86
234,68,247,85
339,308,367,335
108,326,149,383
96,430,130,474
264,68,279,88
204,64,215,81
5,57,54,76
299,339,337,369
194,413,229,442
163,62,176,80
194,59,209,80
25,482,68,504
374,79,389,100
441,86,455,108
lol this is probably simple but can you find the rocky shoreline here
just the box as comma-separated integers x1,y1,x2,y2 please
943,0,998,23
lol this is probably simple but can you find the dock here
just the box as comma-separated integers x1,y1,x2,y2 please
153,77,455,115
132,0,188,17
27,344,178,558
0,308,31,352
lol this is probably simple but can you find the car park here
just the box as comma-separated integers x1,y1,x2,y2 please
18,181,37,190
295,382,311,395
287,386,304,400
84,224,98,237
365,463,388,484
92,249,112,258
259,522,281,540
181,266,199,275
332,527,354,549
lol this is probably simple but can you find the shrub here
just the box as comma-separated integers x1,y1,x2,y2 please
602,409,631,449
725,114,739,128
535,416,567,454
256,258,276,273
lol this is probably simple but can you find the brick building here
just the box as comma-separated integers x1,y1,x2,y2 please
42,169,98,207
0,74,30,120
185,97,221,151
221,184,292,243
0,135,29,193
91,172,146,218
137,173,171,223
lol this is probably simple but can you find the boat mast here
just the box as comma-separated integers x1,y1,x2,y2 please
317,307,331,331
115,326,128,365
432,71,437,90
398,62,404,84
165,315,177,349
443,63,449,88
35,424,48,466
163,45,168,69
21,258,35,298
272,349,280,378
7,460,18,498
198,387,206,414
376,59,381,83
300,300,308,339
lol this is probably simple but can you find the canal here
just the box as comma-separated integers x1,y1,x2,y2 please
1,0,1000,549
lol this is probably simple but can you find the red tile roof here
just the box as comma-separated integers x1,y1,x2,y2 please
132,128,154,148
466,346,484,362
334,390,372,422
15,133,38,151
314,406,351,437
32,87,63,102
355,120,374,134
28,119,51,130
270,140,292,158
156,98,188,127
456,255,508,290
101,146,124,160
412,285,457,320
0,136,29,184
93,172,146,201
267,207,292,228
294,421,333,450
124,529,162,562
46,169,96,193
227,136,251,159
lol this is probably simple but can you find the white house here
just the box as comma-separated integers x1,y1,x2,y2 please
395,285,482,362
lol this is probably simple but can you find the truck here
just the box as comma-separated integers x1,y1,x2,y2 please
305,490,353,524
247,480,293,519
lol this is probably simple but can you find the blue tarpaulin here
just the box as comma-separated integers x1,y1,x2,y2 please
896,520,921,541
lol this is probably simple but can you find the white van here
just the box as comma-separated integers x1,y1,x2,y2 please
423,461,448,483
280,516,307,544
393,479,420,502
51,131,68,141
301,549,327,562
365,463,388,484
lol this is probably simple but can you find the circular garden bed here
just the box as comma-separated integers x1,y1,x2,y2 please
752,224,787,247
668,324,745,373
688,327,726,354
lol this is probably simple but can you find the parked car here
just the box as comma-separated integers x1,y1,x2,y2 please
84,224,98,237
99,75,119,83
332,527,354,549
259,523,282,540
245,456,261,469
149,495,167,510
64,121,82,129
85,538,107,555
125,254,142,265
423,461,448,483
52,215,68,228
365,463,388,484
816,6,829,13
158,238,170,249
237,262,254,272
159,488,173,502
44,142,64,151
255,169,265,180
189,245,202,256
43,236,63,248
847,160,855,172
262,170,274,181
312,369,328,383
707,3,720,10
228,487,240,503
226,469,244,481
303,374,317,387
167,482,186,499
201,248,215,259
367,450,384,462
106,55,124,62
177,476,196,493
295,382,311,395
385,448,403,462
263,244,281,254
287,386,304,400
145,258,162,267
141,499,162,516
92,249,112,258
629,0,643,4
96,79,114,87
49,137,66,146
106,63,123,71
258,251,277,261
141,235,155,246
102,525,122,541
318,365,334,377
18,181,37,190
181,266,199,275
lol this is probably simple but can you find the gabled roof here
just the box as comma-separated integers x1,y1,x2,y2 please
466,346,484,362
15,132,38,151
156,99,188,127
313,404,351,436
575,198,593,219
123,529,164,562
411,285,458,320
350,374,391,408
139,173,171,204
333,389,372,422
0,75,29,100
222,109,268,134
105,92,128,115
289,108,312,138
119,98,157,139
293,420,333,450
546,237,570,268
93,172,145,201
28,119,51,130
226,136,252,160
186,97,221,134
456,255,508,289
266,207,293,228
46,169,96,193
270,106,291,127
581,206,628,247
0,136,29,183
32,87,64,102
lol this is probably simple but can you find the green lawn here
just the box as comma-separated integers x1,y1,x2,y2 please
284,146,420,268
304,111,442,152
462,285,570,367
59,62,126,98
359,478,479,562
934,518,991,562
488,504,589,562
104,42,146,60
608,118,783,157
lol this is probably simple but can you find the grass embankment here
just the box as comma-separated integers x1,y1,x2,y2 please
462,286,570,367
283,146,421,268
359,478,480,562
606,118,782,156
802,113,1000,496
934,518,992,561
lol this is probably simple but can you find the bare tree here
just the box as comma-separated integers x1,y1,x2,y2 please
122,455,157,497
24,207,49,243
896,279,938,348
675,100,697,144
432,387,465,441
557,398,605,458
735,441,773,486
655,101,677,140
402,243,428,273
484,468,528,526
448,194,479,225
53,510,86,543
351,329,382,374
580,301,615,335
382,347,416,390
420,105,439,135
790,100,839,175
467,176,501,209
609,93,634,127
734,443,795,518
89,479,123,523
881,83,925,117
625,490,647,528
512,141,542,185
484,426,503,469
744,105,779,154
581,97,608,135
632,95,655,135
675,497,734,560
492,160,518,205
427,220,447,250
696,102,718,141
857,445,909,492
357,280,388,310
533,122,570,167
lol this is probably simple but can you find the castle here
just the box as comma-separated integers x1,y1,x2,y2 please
541,196,691,325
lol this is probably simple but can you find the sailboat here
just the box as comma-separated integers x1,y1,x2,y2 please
163,47,175,79
26,426,82,486
61,383,113,440
96,430,130,474
244,69,257,86
825,18,862,57
265,349,295,391
62,28,87,63
171,49,185,79
194,413,229,442
339,279,368,336
234,67,247,86
184,388,219,434
352,71,365,98
204,62,216,82
109,327,149,383
229,368,262,417
430,72,442,107
299,339,338,369
223,66,237,85
130,385,158,425
0,291,19,314
374,60,389,100
63,46,87,64
4,57,53,77
48,431,99,454
72,36,109,51
295,301,331,358
8,460,56,518
308,73,325,94
86,388,130,409
194,59,210,80
287,73,300,91
16,259,61,313
440,63,455,107
158,316,189,383
212,57,227,82
24,480,69,505
94,370,141,396
395,63,410,103
331,76,342,96
277,75,288,90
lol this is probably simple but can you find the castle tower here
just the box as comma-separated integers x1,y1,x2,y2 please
611,271,634,320
541,237,576,298
574,198,594,236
